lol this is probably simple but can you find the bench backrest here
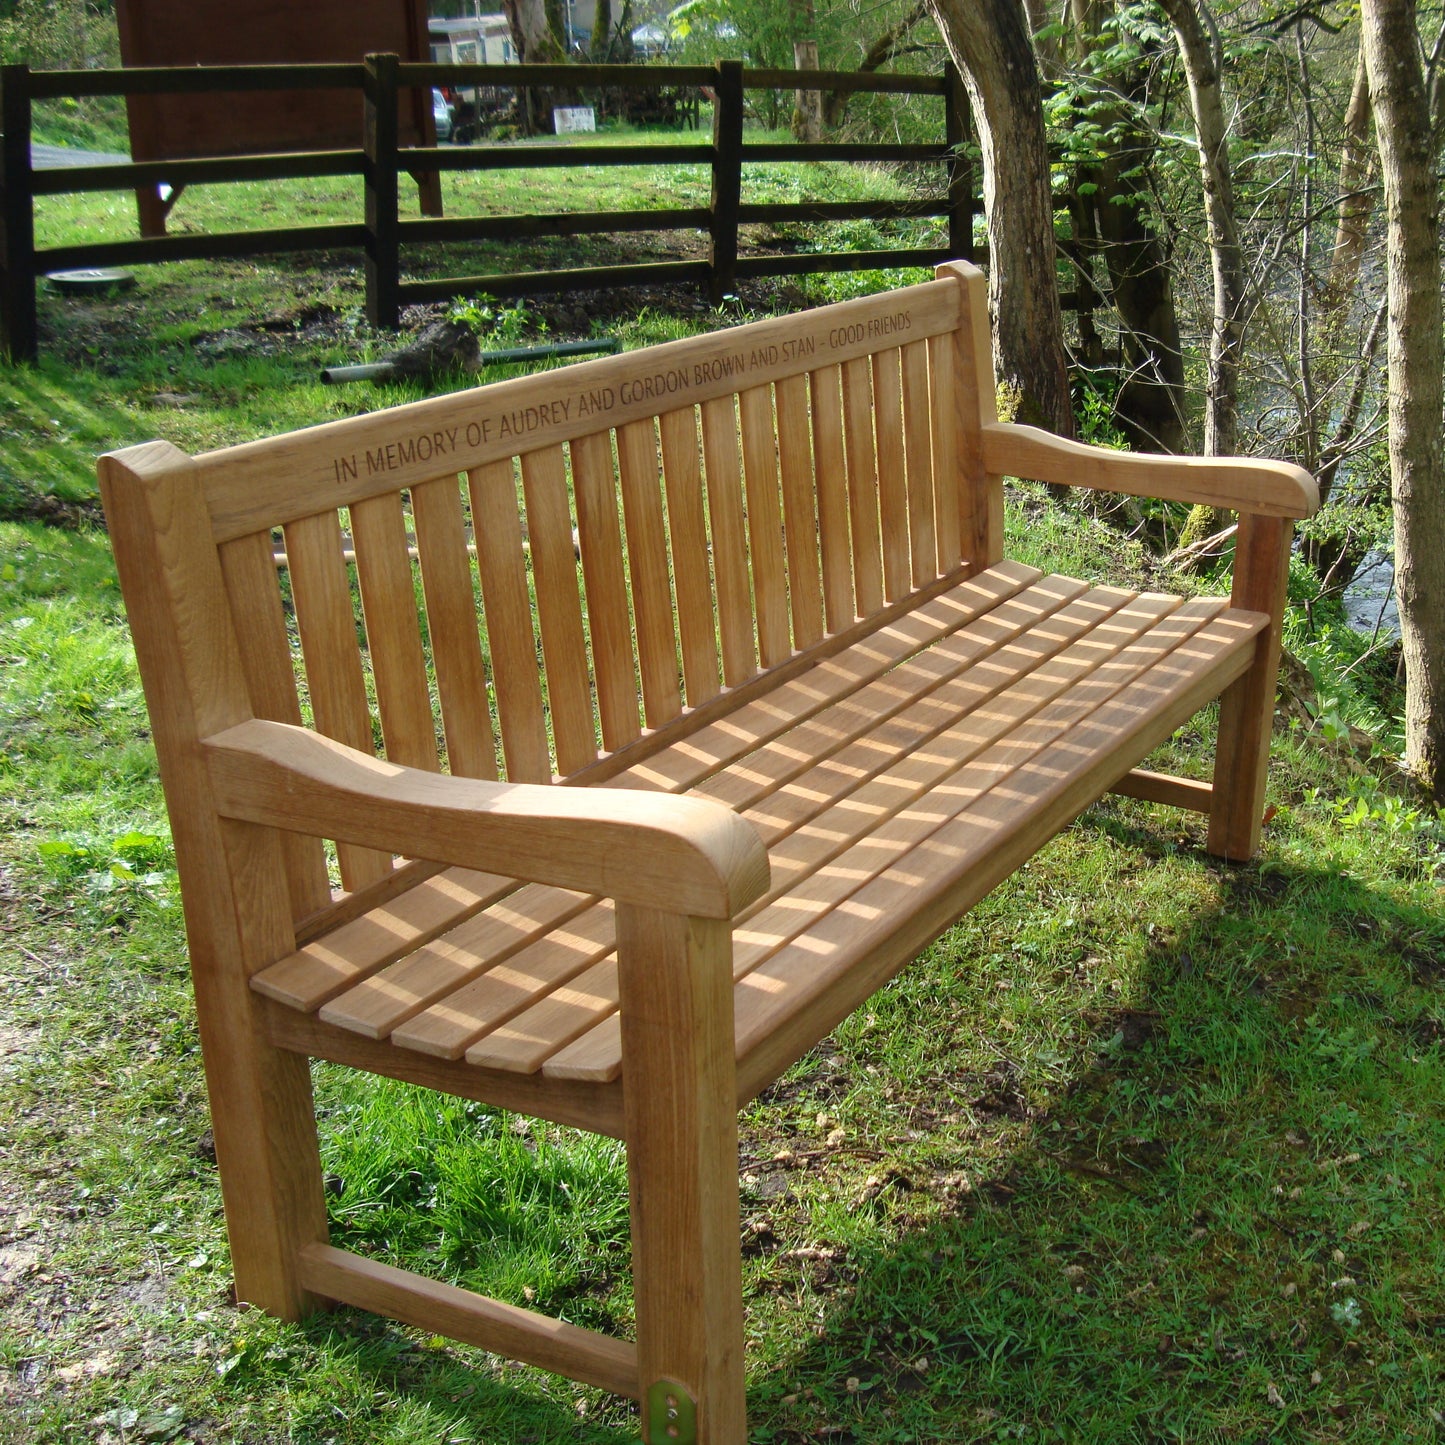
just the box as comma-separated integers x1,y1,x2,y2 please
100,262,999,919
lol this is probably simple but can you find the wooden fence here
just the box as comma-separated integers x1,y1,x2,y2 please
0,57,977,362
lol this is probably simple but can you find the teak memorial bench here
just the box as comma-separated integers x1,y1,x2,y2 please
100,262,1318,1443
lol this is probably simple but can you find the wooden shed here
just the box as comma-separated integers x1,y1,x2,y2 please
115,0,441,235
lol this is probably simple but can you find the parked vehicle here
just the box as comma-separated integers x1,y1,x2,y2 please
432,88,453,143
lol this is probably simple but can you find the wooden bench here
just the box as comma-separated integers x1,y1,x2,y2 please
99,262,1317,1444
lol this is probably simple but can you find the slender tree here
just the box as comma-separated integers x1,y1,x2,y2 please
925,0,1074,435
1360,0,1445,797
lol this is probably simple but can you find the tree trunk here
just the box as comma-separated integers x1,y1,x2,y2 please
793,40,823,142
1361,0,1445,797
925,0,1073,435
1324,42,1376,313
823,3,931,127
1068,0,1188,454
1156,0,1247,459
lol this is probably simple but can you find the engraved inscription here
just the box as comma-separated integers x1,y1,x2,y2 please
328,307,915,483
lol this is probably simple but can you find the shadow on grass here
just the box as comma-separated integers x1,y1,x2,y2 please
739,850,1444,1442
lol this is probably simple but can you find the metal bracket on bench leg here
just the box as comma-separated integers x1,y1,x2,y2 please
646,1378,698,1444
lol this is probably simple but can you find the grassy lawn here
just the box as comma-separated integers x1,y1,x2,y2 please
1,146,1442,1443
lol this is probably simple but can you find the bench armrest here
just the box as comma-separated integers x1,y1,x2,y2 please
981,421,1319,520
205,719,770,920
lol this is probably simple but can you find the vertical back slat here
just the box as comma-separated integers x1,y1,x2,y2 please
951,263,1004,568
872,348,911,602
282,510,392,890
699,395,757,686
927,331,964,575
219,530,331,917
737,384,792,668
900,338,937,589
841,355,885,617
571,431,641,753
774,372,823,651
468,460,552,783
519,445,596,776
350,491,439,772
658,406,722,707
410,476,498,780
616,418,683,728
808,365,855,634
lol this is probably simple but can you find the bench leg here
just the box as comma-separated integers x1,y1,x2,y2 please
203,821,331,1320
1208,514,1293,861
618,907,747,1445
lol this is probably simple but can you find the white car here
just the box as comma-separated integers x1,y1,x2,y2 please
432,89,453,143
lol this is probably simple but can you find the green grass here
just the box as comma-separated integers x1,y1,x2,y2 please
3,480,1442,1441
1,222,1441,1440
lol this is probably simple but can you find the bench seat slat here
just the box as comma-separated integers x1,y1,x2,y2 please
251,867,515,1009
346,574,1109,1053
534,591,1205,1081
466,589,1205,1077
542,598,1264,1083
252,562,1034,1017
319,882,594,1037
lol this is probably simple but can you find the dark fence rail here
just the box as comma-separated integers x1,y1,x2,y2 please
0,57,979,362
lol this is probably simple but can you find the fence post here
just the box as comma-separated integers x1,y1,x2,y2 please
0,64,38,363
363,52,401,330
709,59,743,306
943,61,975,265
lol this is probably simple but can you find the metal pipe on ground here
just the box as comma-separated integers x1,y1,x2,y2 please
320,335,621,384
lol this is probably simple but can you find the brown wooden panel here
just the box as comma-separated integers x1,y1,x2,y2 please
927,331,963,575
809,365,855,634
251,867,515,1010
699,395,757,686
774,372,823,650
737,385,792,668
658,406,722,707
350,490,439,771
410,476,498,780
390,900,617,1058
841,356,884,617
115,0,434,161
900,338,937,589
519,446,596,777
323,883,596,1041
281,509,391,890
871,347,911,601
218,530,331,917
571,431,641,753
616,419,682,728
468,460,551,782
